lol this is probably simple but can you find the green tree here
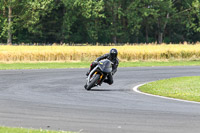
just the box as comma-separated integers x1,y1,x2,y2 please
0,0,7,43
21,0,55,39
62,0,104,43
183,0,200,32
0,0,55,44
0,0,17,44
1,0,200,44
103,0,126,43
127,0,157,43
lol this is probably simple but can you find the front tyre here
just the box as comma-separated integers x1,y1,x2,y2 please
85,74,100,91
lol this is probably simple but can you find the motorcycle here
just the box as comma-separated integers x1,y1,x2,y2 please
84,59,113,90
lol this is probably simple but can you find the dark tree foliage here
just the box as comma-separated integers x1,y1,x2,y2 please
0,0,200,44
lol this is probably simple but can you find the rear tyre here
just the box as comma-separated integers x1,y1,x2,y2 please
85,74,100,91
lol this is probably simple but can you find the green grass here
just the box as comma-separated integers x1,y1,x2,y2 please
0,127,76,133
1,60,200,70
139,76,200,102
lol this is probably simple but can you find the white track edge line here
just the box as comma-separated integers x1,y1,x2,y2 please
133,83,200,104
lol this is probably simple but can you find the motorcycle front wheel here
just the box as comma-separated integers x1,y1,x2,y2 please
85,74,100,90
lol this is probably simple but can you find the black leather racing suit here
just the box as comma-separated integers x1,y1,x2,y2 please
89,53,119,85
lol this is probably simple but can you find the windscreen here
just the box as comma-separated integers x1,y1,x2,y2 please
98,59,112,73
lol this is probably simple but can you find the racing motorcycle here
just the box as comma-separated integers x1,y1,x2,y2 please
84,59,112,90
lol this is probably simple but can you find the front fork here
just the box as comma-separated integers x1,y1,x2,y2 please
98,73,107,85
91,72,105,86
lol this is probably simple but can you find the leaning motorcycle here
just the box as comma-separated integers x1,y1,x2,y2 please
84,59,112,90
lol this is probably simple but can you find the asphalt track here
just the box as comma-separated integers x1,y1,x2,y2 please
0,66,200,133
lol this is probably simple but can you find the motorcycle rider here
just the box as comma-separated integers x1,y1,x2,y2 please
86,48,119,85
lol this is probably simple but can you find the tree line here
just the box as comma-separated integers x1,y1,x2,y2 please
0,0,200,45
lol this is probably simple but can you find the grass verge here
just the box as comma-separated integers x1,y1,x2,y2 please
0,126,75,133
139,76,200,102
1,60,200,70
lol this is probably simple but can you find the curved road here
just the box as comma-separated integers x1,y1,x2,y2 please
0,66,200,133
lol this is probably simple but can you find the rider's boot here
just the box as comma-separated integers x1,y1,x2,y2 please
86,72,89,76
103,79,113,85
86,66,93,76
86,63,96,76
86,66,92,76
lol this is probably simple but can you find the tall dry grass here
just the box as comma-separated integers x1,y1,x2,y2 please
0,44,200,62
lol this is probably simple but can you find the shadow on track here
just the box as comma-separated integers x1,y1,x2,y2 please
90,88,129,92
